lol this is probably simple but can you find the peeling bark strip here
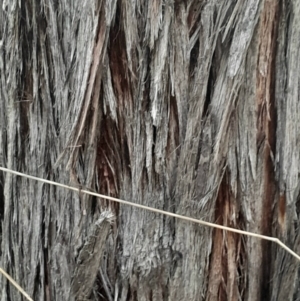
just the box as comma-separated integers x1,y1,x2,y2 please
71,211,114,300
1,0,300,301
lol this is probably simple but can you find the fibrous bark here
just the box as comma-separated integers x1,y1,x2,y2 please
1,0,300,300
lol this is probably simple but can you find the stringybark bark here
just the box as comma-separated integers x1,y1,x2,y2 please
1,0,300,300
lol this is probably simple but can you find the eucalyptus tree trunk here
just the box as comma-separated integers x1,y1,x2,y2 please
1,0,300,300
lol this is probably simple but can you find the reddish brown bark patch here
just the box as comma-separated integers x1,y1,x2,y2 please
278,194,286,235
255,0,279,298
96,118,120,214
207,174,245,301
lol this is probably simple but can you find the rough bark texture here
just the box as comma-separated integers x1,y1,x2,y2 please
1,0,300,300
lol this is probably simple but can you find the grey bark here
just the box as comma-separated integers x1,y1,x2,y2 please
1,0,300,300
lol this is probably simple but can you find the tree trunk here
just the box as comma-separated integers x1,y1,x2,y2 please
1,0,300,300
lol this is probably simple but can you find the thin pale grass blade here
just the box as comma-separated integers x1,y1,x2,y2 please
0,268,34,301
1,166,300,263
